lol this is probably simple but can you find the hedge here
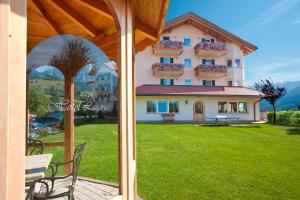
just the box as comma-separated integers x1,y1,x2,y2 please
267,111,300,125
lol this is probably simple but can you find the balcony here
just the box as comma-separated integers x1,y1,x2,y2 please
194,64,227,79
152,63,184,78
153,40,183,56
194,42,226,57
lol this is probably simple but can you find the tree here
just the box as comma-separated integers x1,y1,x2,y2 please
255,79,286,125
29,86,49,115
49,38,95,76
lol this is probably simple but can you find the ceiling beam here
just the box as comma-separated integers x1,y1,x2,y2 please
47,0,98,37
31,0,63,35
74,0,113,20
135,20,157,41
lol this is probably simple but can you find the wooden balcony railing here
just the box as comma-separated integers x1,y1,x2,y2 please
153,40,183,56
194,42,226,57
194,64,227,79
152,63,184,78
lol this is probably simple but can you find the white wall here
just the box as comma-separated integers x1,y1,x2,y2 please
136,96,260,121
136,24,246,87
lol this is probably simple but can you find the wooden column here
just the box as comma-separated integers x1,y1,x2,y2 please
0,0,27,199
64,74,74,174
115,0,137,199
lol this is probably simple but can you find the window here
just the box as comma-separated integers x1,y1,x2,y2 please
218,101,248,113
203,80,215,86
184,79,192,85
183,38,191,47
218,102,227,113
160,79,174,85
184,58,192,68
146,101,179,113
158,101,168,113
147,101,157,113
234,59,241,67
169,101,179,113
238,102,248,113
227,60,232,67
202,59,215,65
235,80,241,86
162,36,170,41
228,81,233,86
228,102,238,113
160,57,173,63
201,38,214,43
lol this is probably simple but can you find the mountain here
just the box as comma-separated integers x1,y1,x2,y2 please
260,80,300,111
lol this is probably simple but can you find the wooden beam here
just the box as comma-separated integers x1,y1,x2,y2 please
74,0,113,20
44,141,65,147
0,1,27,199
31,0,63,35
92,32,118,47
47,0,98,37
64,74,74,174
135,20,157,41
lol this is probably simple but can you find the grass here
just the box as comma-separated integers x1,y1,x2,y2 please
41,122,300,200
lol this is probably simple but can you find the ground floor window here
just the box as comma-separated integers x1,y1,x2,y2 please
218,101,248,113
146,100,179,113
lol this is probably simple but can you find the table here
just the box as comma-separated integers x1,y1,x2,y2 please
25,153,53,182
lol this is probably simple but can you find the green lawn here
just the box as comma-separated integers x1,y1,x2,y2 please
42,122,300,200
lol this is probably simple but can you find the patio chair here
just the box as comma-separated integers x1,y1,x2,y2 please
27,138,44,155
32,143,87,200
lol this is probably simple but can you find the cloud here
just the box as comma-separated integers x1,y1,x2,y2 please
245,58,300,85
292,17,300,25
237,0,299,33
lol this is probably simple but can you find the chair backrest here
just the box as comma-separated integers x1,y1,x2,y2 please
71,143,87,186
27,139,44,155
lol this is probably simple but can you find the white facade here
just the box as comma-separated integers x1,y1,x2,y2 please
135,13,260,122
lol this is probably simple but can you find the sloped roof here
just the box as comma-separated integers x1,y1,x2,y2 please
136,85,262,98
163,12,257,55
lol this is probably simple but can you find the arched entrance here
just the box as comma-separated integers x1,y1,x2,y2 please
193,101,204,121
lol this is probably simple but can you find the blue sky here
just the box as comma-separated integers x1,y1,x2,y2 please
166,0,300,86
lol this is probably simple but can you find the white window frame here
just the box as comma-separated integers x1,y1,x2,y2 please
183,38,191,47
146,100,180,114
217,101,248,114
184,58,192,68
184,79,192,85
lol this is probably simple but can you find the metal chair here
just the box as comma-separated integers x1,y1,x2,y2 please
27,138,45,155
33,143,87,200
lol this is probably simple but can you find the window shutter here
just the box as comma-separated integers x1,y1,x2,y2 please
160,57,164,63
203,80,207,86
170,79,174,85
170,58,174,63
160,79,164,85
212,80,216,86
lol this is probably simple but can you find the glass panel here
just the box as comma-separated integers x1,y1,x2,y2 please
184,58,192,68
228,81,233,86
218,102,227,113
195,103,203,114
162,57,171,63
227,60,232,67
158,101,168,113
228,102,238,113
161,79,174,85
238,102,247,113
184,79,192,85
184,38,191,46
163,36,170,41
235,59,241,67
169,101,179,113
147,101,157,113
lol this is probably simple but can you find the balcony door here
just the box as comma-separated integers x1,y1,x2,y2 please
193,101,204,121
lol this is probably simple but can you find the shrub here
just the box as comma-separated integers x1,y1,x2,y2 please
267,111,300,125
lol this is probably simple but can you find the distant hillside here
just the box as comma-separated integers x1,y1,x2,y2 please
260,80,300,111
